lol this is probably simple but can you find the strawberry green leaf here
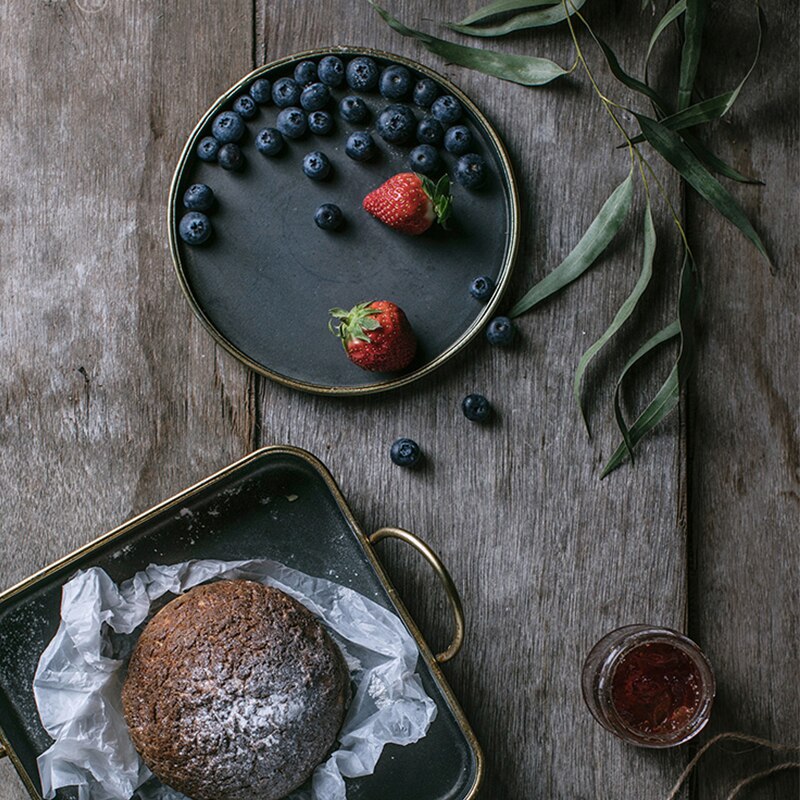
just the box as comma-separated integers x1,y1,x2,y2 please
574,198,656,432
369,1,572,86
446,0,586,37
509,170,635,318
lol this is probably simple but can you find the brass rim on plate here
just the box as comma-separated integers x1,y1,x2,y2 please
0,444,484,800
167,46,521,396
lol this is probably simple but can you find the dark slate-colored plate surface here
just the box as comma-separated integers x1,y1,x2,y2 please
0,447,481,800
169,47,518,394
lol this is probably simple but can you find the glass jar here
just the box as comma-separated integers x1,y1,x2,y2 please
581,624,716,748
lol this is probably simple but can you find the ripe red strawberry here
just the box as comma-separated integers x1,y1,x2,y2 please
363,172,452,235
329,300,417,372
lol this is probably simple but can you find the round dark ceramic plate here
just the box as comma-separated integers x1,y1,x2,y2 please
168,47,519,395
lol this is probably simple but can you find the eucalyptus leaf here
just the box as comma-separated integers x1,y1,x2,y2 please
677,0,708,109
369,1,571,86
635,114,770,263
509,171,635,318
602,256,698,477
573,199,656,431
683,131,764,184
645,0,687,81
447,0,586,37
458,0,559,27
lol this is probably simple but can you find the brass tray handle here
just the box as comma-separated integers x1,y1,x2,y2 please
369,526,465,664
0,742,6,759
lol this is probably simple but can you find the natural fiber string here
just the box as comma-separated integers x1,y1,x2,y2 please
665,732,800,800
724,762,800,800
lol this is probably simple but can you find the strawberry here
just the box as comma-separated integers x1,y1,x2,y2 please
329,300,417,372
362,172,452,235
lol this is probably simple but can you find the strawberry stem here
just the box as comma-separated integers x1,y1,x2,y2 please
420,174,453,229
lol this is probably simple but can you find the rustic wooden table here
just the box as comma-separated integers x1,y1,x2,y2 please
0,1,796,798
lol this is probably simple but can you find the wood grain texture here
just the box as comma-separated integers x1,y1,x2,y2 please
255,2,689,797
686,2,800,798
0,1,254,797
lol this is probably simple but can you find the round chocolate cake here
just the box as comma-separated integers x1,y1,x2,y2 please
121,580,349,800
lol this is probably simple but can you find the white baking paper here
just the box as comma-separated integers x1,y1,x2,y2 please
33,559,438,800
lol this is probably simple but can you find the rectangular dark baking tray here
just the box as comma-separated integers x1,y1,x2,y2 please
0,445,482,800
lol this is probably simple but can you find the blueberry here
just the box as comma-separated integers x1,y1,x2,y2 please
276,107,307,139
314,203,343,231
338,95,370,123
233,95,257,120
444,124,473,156
346,56,379,91
308,110,334,136
272,77,302,108
183,183,215,212
255,127,284,156
300,82,330,112
318,55,345,87
413,78,439,108
416,116,444,146
178,212,212,245
211,111,245,144
249,78,272,104
408,144,441,176
376,103,416,144
432,94,463,125
379,65,411,99
456,153,487,189
486,316,515,346
462,393,492,422
196,136,220,162
345,130,376,161
469,275,495,301
390,437,422,468
294,60,318,85
302,150,331,180
218,143,244,171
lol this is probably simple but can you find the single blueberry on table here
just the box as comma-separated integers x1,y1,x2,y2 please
416,115,444,146
345,130,376,161
346,56,379,91
408,144,440,176
469,275,495,301
318,55,345,87
390,437,422,468
211,111,245,143
272,77,302,108
183,183,215,212
196,136,220,162
314,203,343,231
444,124,473,155
302,150,331,180
376,103,416,144
233,95,257,120
486,316,515,346
255,127,284,156
308,110,334,136
276,107,307,139
431,94,463,125
413,77,439,108
294,60,318,86
338,95,370,123
379,65,411,100
178,212,212,245
249,77,272,104
455,153,487,189
300,82,330,112
462,393,492,422
218,143,244,171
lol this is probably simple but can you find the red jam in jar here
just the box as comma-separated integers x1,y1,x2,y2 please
582,625,715,748
610,641,703,735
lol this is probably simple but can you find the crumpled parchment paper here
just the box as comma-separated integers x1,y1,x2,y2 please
33,559,437,800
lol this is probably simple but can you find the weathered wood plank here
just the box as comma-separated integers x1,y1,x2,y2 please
687,2,799,798
0,1,254,797
254,2,688,797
